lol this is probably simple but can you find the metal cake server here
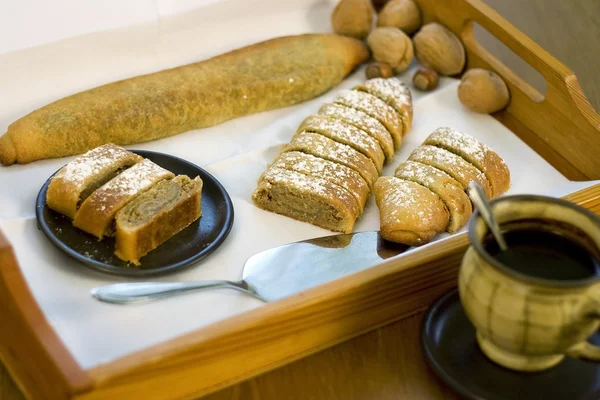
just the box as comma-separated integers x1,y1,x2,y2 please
91,231,409,304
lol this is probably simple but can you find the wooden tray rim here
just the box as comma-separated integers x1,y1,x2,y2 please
2,0,600,398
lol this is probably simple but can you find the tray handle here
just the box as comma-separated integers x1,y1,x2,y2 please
415,0,600,181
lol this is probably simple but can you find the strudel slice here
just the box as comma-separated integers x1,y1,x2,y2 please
408,145,493,198
317,103,395,162
353,77,413,136
297,115,385,172
46,144,142,218
269,151,369,212
285,131,379,189
395,160,472,233
252,168,359,234
374,176,449,246
73,159,174,238
334,89,403,148
114,175,203,265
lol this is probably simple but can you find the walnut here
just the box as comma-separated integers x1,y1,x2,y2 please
332,0,374,39
413,22,466,76
366,27,414,73
377,0,421,35
458,68,510,113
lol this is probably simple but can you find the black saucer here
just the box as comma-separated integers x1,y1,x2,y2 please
421,289,600,400
36,150,234,277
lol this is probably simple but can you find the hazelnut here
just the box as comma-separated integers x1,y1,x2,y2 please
412,67,439,91
377,0,422,35
367,27,414,73
366,62,394,79
332,0,374,39
413,22,466,76
458,68,510,113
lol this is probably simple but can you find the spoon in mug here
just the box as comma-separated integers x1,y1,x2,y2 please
467,181,508,252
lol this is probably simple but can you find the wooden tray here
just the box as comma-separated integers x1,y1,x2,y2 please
1,0,600,398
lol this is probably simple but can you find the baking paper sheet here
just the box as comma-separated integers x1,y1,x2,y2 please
1,0,597,369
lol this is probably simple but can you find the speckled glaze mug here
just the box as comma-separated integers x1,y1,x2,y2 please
458,195,600,372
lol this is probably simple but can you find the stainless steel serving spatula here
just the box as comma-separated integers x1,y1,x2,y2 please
90,231,409,304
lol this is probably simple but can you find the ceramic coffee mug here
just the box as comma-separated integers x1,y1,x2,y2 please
458,194,600,372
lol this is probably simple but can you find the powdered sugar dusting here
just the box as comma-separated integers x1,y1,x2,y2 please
56,144,137,187
273,151,368,204
287,131,378,185
334,89,402,136
395,160,443,186
318,103,394,157
376,177,440,225
262,168,354,207
90,159,172,201
427,127,486,164
363,78,412,116
300,115,383,165
410,145,487,184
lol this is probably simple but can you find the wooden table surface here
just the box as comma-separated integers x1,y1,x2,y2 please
2,0,599,399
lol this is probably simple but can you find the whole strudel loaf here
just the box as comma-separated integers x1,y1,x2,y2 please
0,34,369,165
252,77,414,233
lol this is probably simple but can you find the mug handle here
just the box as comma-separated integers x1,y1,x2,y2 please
566,342,600,362
565,289,600,361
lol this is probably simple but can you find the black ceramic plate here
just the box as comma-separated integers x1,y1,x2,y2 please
421,289,600,400
36,150,234,277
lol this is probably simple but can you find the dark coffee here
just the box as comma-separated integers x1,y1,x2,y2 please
483,223,600,281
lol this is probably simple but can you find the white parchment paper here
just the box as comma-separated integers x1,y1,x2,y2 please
0,0,597,369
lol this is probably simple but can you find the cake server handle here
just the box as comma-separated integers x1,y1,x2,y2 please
90,281,266,304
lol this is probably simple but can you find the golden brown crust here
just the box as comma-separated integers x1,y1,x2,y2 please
73,159,174,238
297,114,385,173
423,127,510,197
251,168,358,234
285,131,379,190
114,175,203,265
408,145,493,199
0,134,16,166
270,151,369,212
45,144,143,219
317,103,395,162
353,77,413,136
374,176,449,246
0,34,369,166
394,160,472,233
333,89,404,149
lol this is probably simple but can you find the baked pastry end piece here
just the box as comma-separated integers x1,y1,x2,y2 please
114,175,203,265
374,176,449,246
46,143,142,219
